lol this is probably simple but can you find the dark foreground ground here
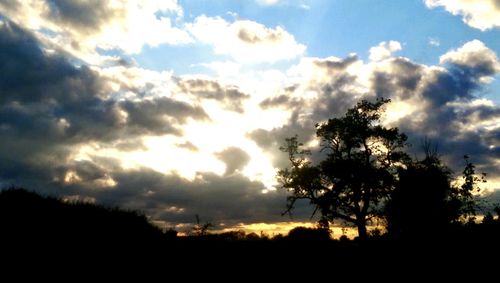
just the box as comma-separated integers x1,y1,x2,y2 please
1,188,499,278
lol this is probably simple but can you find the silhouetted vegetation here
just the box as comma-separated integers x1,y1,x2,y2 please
2,186,500,272
0,187,163,244
190,214,214,236
278,98,409,239
386,149,485,239
277,98,498,246
287,226,331,241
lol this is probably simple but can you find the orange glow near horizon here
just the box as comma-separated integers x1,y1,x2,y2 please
167,221,363,239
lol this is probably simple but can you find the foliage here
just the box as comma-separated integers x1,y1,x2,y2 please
278,98,409,239
452,155,486,219
386,150,486,238
386,152,453,237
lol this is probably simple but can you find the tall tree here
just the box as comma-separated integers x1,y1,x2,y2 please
278,98,409,239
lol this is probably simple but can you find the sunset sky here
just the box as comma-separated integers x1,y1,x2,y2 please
0,0,499,234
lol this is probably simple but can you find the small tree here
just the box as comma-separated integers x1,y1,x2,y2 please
278,98,409,240
451,155,486,220
386,150,485,238
191,214,213,236
386,152,453,237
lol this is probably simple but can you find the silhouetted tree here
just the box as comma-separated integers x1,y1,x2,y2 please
278,98,409,240
451,155,485,219
386,152,453,237
482,212,495,225
191,214,213,236
386,149,485,238
165,228,178,239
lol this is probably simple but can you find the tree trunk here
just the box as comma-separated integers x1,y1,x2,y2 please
357,220,368,240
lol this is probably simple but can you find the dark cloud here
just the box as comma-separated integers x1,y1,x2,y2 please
112,139,147,152
0,21,207,192
47,0,125,35
64,168,315,227
0,0,127,36
313,54,358,72
372,58,424,99
248,112,316,169
0,0,19,13
120,97,208,136
215,147,251,176
259,84,301,109
259,94,294,109
178,78,249,113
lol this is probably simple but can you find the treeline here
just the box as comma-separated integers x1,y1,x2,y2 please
3,186,500,243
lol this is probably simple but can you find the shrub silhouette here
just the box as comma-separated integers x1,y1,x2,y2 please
287,226,331,241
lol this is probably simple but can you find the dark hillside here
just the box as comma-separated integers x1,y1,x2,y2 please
0,188,163,246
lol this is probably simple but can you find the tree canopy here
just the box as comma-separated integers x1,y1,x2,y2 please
278,98,409,239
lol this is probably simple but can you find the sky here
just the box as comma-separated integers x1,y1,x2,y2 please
0,0,499,235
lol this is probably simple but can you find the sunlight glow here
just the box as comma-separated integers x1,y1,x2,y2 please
71,101,284,189
184,102,281,188
383,100,414,124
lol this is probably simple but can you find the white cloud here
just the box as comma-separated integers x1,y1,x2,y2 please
187,15,306,63
428,37,441,47
369,41,402,62
0,0,192,62
440,40,500,78
256,0,283,5
256,0,311,9
425,0,500,31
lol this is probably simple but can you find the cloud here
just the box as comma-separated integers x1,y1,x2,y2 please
89,169,315,227
253,39,500,191
425,0,500,31
1,10,500,231
177,78,250,113
256,0,283,6
120,97,209,136
176,142,199,152
0,20,207,189
216,147,251,176
187,15,306,63
0,0,191,62
440,40,500,79
255,0,311,10
428,37,440,47
369,41,402,62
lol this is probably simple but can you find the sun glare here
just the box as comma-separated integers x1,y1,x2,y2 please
71,101,283,188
